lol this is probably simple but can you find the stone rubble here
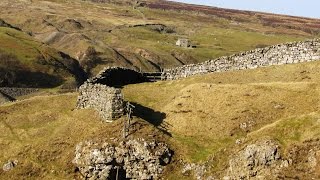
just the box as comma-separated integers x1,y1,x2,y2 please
182,162,207,180
73,139,172,180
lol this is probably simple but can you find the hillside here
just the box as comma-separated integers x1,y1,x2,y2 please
0,60,319,179
0,24,86,88
1,0,320,179
0,0,319,76
123,60,320,179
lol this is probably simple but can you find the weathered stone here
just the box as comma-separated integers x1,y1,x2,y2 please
76,82,124,122
2,160,18,171
227,140,282,179
73,139,172,180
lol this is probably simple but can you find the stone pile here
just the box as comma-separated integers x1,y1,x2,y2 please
76,82,124,122
73,139,172,180
163,39,320,80
225,140,288,179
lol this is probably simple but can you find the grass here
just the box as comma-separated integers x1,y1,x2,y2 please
1,60,320,179
0,92,169,179
122,60,320,177
1,0,318,73
1,0,320,178
248,113,320,147
0,27,41,64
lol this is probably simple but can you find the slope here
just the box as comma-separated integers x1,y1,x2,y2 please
0,0,318,75
0,59,320,179
0,24,86,88
123,60,320,179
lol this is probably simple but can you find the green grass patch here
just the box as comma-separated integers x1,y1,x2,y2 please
249,113,320,147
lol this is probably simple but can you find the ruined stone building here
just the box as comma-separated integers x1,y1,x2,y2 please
176,38,190,48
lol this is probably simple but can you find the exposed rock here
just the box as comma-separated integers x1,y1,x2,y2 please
278,139,320,179
2,160,18,171
182,162,207,180
227,140,284,179
73,139,172,179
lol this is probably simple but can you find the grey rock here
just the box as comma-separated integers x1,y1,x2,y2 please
76,82,124,122
2,160,18,171
227,140,283,179
73,139,172,180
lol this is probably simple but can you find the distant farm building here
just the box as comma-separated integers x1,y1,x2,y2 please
176,38,190,48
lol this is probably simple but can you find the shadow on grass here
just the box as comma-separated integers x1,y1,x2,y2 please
131,102,172,137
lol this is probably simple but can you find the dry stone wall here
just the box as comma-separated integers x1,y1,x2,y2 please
162,39,320,80
77,83,124,122
0,87,38,98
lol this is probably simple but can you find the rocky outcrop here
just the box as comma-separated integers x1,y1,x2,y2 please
225,140,287,179
182,162,207,180
163,39,320,80
76,82,124,122
277,139,320,179
73,139,172,179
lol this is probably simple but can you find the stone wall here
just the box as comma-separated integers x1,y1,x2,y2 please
77,82,124,122
162,39,320,80
0,87,38,98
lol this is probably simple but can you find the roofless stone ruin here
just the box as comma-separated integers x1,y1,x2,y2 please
76,67,149,122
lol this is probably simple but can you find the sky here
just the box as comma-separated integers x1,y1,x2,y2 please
171,0,320,19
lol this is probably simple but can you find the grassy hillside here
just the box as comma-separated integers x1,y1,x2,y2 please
0,94,167,179
0,0,318,75
1,0,320,179
1,60,319,179
123,61,320,178
0,26,86,88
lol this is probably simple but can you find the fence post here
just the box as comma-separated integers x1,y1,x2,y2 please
123,102,135,139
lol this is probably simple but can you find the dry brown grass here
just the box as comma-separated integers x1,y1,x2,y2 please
0,93,166,179
123,61,320,175
1,60,320,179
